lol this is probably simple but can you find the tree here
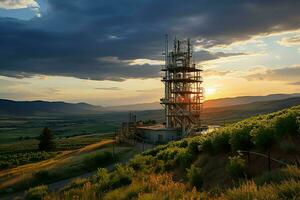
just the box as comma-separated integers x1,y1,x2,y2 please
38,127,55,151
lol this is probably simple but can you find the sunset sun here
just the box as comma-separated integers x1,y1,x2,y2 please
205,87,217,97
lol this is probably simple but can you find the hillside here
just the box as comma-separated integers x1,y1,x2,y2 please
26,105,300,199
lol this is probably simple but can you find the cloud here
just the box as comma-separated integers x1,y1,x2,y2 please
278,35,300,47
203,69,231,77
0,1,300,81
288,82,300,85
244,65,300,82
0,0,41,17
94,87,122,91
194,50,246,63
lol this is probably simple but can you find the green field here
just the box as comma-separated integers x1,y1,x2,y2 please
0,115,119,145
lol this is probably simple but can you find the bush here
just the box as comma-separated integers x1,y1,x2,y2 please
110,164,135,188
94,168,110,194
129,155,155,172
226,155,246,178
175,149,194,169
200,137,215,155
212,131,231,153
25,185,48,200
186,164,203,189
274,111,299,136
229,128,253,152
251,126,276,151
187,139,201,155
156,147,184,161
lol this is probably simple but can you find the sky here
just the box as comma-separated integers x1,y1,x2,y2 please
0,0,300,106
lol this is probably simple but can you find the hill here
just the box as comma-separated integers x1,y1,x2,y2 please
134,97,300,125
203,93,300,108
1,93,300,116
0,99,103,116
27,104,300,199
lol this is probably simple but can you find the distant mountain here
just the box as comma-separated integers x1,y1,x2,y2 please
0,99,103,116
1,93,300,116
131,97,300,125
204,93,300,108
104,93,300,111
202,96,300,124
104,102,162,112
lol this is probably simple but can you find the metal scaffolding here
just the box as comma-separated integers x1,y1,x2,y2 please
160,36,204,136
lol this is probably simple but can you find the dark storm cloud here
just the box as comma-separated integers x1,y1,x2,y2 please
0,0,300,81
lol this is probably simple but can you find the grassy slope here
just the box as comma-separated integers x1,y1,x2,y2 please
42,105,300,200
0,139,137,195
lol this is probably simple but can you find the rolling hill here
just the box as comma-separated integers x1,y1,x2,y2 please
1,93,300,117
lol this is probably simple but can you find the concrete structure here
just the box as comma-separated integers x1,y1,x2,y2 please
137,124,180,143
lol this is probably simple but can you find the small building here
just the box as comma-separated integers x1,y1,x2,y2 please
137,124,180,144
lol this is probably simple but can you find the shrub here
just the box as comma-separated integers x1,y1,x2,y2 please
251,126,276,151
186,164,203,189
274,111,299,136
229,128,253,152
94,168,110,193
25,185,48,200
169,140,188,148
156,147,183,161
226,155,246,178
110,164,135,188
129,155,155,172
212,131,231,153
200,137,215,155
187,139,201,155
175,149,194,169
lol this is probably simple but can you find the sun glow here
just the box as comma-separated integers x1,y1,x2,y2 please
205,87,217,97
